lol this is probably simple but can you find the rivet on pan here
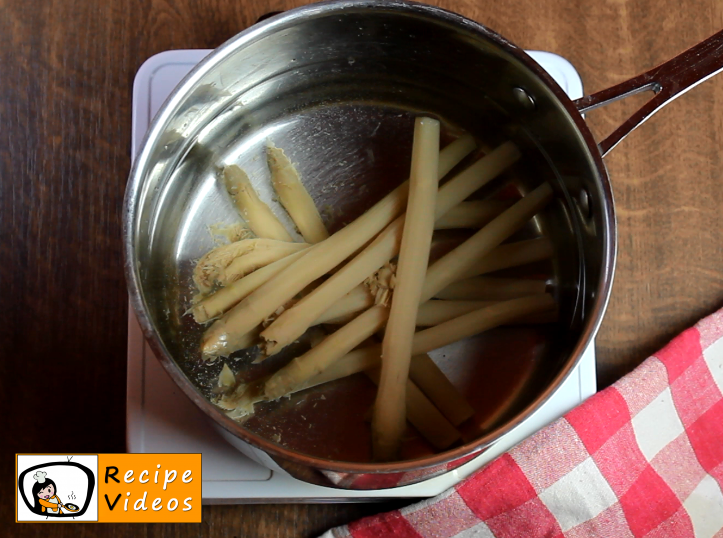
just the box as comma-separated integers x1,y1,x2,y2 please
578,188,592,218
512,87,536,111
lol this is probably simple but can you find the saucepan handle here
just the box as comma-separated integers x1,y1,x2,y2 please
574,29,723,157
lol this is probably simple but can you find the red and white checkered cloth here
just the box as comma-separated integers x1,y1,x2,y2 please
322,307,723,538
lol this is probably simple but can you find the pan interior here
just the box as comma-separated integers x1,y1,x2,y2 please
132,5,606,465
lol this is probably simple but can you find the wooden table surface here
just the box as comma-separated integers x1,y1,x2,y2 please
3,0,723,535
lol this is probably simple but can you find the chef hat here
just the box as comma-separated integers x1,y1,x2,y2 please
33,471,47,484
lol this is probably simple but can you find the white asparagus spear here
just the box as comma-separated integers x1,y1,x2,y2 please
434,276,547,301
267,143,329,244
223,165,293,242
264,305,389,399
217,241,310,286
201,326,260,362
223,347,384,418
314,285,376,325
415,299,558,326
407,354,475,426
319,295,557,327
194,238,301,294
413,294,555,353
420,183,554,303
373,117,440,461
462,236,554,278
192,249,309,323
366,367,461,450
261,141,521,356
434,200,510,229
201,136,476,358
416,300,496,326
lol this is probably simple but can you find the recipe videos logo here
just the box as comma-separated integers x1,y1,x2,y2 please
16,454,202,523
17,455,98,522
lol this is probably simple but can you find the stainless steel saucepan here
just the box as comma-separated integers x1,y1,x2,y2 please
123,0,723,489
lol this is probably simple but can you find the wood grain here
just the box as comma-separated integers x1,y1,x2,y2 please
3,0,723,535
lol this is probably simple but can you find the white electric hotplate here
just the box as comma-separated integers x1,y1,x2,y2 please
127,49,595,503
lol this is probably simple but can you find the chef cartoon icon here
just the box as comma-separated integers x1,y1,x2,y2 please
31,471,79,516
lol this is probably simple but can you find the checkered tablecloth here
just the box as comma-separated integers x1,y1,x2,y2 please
322,307,723,537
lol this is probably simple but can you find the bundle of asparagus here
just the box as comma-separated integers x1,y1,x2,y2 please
190,126,556,461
